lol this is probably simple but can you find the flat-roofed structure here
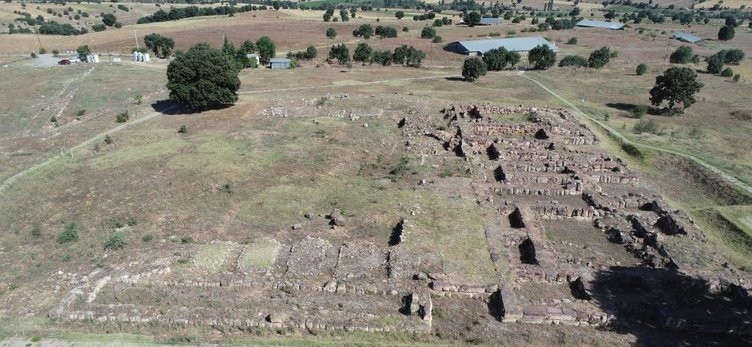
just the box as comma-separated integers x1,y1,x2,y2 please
445,37,558,56
671,31,702,43
479,17,502,25
576,19,625,30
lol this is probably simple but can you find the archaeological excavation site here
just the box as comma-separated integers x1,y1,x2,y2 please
32,103,750,346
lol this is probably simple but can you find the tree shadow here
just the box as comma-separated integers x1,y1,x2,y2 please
606,102,638,112
444,76,466,82
150,99,233,115
590,266,752,346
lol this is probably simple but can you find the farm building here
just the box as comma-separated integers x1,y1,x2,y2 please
479,17,503,25
445,37,558,56
671,31,702,43
576,19,625,30
269,58,292,69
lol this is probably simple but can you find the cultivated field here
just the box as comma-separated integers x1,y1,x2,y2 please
1,1,751,346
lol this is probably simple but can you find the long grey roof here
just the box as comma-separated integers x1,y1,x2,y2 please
671,31,701,43
479,17,502,25
576,19,624,30
450,37,558,54
269,58,291,63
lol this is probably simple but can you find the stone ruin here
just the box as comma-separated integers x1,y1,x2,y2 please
44,103,752,342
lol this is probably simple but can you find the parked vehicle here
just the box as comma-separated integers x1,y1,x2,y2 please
58,59,71,65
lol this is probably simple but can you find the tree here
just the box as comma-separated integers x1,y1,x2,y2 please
102,13,117,27
373,50,392,66
669,46,692,64
483,48,510,71
649,67,703,112
340,10,349,22
326,27,337,39
305,45,317,60
166,43,241,110
395,11,404,20
353,24,374,39
143,33,175,58
391,45,425,67
76,45,91,60
420,26,436,38
353,42,373,64
462,57,487,81
256,36,275,65
273,1,280,10
528,44,556,70
718,25,735,41
721,67,734,77
328,43,350,64
465,11,481,27
706,54,724,74
636,63,647,75
716,49,745,65
588,46,613,69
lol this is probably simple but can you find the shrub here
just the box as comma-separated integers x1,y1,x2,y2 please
721,67,733,77
718,25,735,41
632,119,660,134
375,25,398,38
733,74,741,83
706,54,724,74
567,37,577,44
57,222,79,244
104,135,112,144
421,26,436,39
558,55,588,68
76,109,86,118
432,35,442,43
327,44,350,64
636,63,647,75
353,42,373,64
103,232,127,251
372,50,393,66
142,234,153,242
181,236,193,244
621,143,643,159
326,27,336,39
632,105,648,118
178,125,187,134
588,46,613,69
353,24,374,39
115,111,129,123
669,46,693,64
402,26,409,32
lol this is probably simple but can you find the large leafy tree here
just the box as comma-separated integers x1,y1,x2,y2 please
528,44,556,70
462,57,487,81
587,46,613,69
256,36,276,65
465,11,481,27
166,43,240,110
102,13,117,27
353,42,373,64
143,33,175,58
669,46,693,64
718,25,735,41
649,67,703,112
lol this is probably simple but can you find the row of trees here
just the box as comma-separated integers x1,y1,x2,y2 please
327,43,426,68
137,5,268,24
558,47,617,69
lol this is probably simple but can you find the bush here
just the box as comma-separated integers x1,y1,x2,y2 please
558,55,588,68
375,25,398,38
588,46,614,69
421,26,436,39
706,54,724,74
181,236,193,244
57,222,79,244
669,46,693,64
178,125,187,134
353,24,374,39
462,57,487,82
636,63,647,75
621,143,643,159
326,27,336,39
567,37,577,44
632,105,648,118
733,74,741,83
721,67,733,77
327,43,350,64
373,50,393,66
718,25,735,41
103,232,127,251
115,111,129,123
632,119,661,134
432,35,443,43
353,43,373,64
402,26,409,32
104,135,112,144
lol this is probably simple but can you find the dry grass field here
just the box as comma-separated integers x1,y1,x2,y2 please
1,2,751,346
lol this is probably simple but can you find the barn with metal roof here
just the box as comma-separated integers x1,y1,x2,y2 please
671,31,702,43
445,37,558,56
576,19,625,30
479,17,502,25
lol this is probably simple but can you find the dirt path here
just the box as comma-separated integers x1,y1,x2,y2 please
519,72,752,195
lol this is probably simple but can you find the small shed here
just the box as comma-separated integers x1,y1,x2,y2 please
246,53,260,66
479,17,502,25
576,19,625,30
671,31,701,44
269,58,291,69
